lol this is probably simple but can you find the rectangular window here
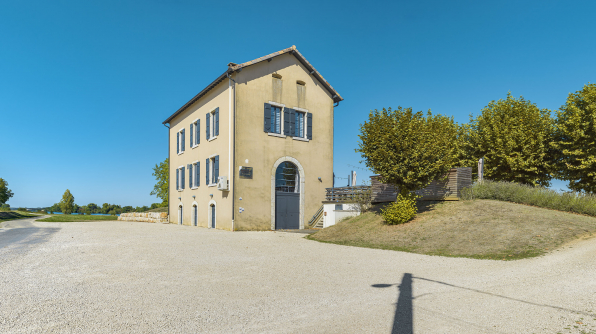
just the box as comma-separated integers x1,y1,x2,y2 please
177,128,185,154
208,155,219,185
191,119,200,147
271,106,282,134
177,166,185,191
295,111,305,138
207,108,219,141
193,161,200,187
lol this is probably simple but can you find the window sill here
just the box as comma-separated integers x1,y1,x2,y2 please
177,152,184,155
191,144,199,149
268,132,286,138
208,183,217,187
177,189,184,192
208,136,218,142
293,137,309,142
191,187,199,190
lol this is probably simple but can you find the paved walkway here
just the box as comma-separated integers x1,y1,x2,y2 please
0,218,595,333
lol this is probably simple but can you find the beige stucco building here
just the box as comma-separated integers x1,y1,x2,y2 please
163,46,343,230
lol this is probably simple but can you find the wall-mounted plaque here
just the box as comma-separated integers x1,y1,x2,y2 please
239,167,253,179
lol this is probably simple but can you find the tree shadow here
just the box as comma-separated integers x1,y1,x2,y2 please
372,273,413,334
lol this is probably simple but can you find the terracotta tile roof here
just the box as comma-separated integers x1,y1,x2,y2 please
163,46,343,124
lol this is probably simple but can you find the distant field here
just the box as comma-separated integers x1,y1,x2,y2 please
0,211,42,223
308,199,596,260
37,215,119,222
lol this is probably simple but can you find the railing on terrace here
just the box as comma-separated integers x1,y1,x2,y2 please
325,186,371,202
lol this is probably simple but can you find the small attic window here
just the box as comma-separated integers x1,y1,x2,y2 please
272,74,282,102
297,81,306,108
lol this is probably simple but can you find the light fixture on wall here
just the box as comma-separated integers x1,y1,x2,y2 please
210,194,213,197
192,195,196,199
318,177,322,182
178,197,181,200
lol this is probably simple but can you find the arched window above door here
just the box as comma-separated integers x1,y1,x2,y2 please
275,161,299,193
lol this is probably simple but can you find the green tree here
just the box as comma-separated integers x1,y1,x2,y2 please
553,83,596,193
59,189,75,215
0,178,14,204
0,203,10,211
357,107,460,194
150,158,169,207
467,93,555,186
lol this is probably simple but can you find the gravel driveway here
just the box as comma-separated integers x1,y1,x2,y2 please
1,218,595,333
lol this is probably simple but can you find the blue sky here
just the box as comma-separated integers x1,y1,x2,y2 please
1,0,595,207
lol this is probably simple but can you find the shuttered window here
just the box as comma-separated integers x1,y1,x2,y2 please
188,164,193,188
181,129,185,152
270,106,282,134
196,119,200,144
176,168,179,190
190,123,193,147
195,162,200,187
176,132,180,154
213,155,219,184
295,111,305,138
205,158,210,185
206,113,210,140
307,113,312,140
181,166,185,189
214,107,219,136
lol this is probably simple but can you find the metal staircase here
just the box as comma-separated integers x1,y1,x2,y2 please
308,205,324,229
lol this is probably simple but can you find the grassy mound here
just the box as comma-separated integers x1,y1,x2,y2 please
36,215,118,222
308,200,596,260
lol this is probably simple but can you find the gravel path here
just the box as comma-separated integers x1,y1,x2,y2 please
1,218,595,333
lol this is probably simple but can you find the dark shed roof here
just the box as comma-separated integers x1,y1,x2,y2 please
162,46,343,124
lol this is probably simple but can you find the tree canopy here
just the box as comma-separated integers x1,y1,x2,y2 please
553,83,596,192
466,93,555,187
0,178,14,205
150,158,169,207
59,189,75,215
356,107,459,194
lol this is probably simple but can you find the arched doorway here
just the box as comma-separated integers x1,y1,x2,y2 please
208,200,216,229
192,202,198,226
274,161,300,229
178,204,183,225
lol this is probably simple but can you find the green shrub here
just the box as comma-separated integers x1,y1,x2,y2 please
381,192,418,224
461,180,596,217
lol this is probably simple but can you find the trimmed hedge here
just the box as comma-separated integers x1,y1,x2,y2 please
461,180,596,217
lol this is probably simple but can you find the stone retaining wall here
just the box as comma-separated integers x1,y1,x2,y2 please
118,212,169,224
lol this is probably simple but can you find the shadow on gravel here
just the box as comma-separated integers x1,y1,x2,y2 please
0,226,60,255
372,273,414,334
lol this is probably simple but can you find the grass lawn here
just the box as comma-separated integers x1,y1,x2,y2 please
308,199,596,260
36,215,119,222
0,211,42,223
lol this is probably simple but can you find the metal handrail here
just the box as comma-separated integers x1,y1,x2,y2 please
308,205,324,227
325,186,371,202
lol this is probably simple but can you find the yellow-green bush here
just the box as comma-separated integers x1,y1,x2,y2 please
381,192,418,225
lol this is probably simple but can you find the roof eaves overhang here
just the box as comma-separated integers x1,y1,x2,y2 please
163,45,343,125
162,70,231,124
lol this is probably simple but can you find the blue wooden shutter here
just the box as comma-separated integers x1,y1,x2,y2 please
206,158,210,185
214,155,219,182
289,109,296,137
195,161,201,187
176,132,179,154
264,103,271,132
197,119,200,144
181,129,185,151
188,164,192,188
181,166,185,189
206,113,211,140
215,107,219,136
176,168,179,190
190,123,194,146
307,113,313,140
283,108,291,136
